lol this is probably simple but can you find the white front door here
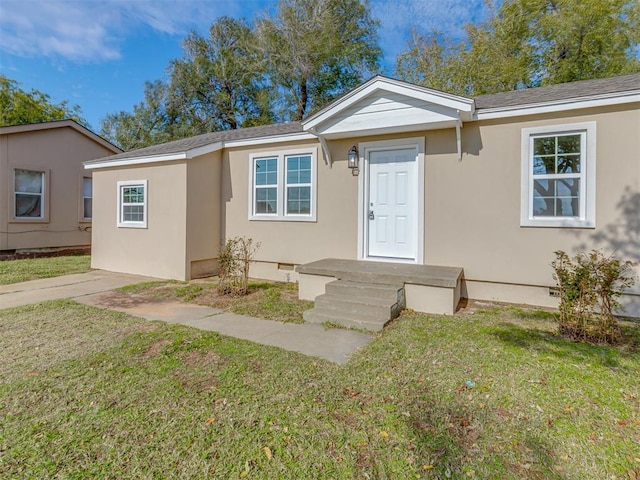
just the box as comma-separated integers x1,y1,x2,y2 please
366,148,417,260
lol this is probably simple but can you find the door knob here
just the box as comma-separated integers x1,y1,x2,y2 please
368,210,375,220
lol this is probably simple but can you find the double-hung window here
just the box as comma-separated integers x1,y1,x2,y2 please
117,180,147,228
14,169,46,219
521,122,595,228
250,148,316,221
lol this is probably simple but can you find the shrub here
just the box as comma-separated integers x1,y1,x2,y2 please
551,250,636,344
217,237,261,296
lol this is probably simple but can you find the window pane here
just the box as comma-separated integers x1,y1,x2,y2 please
84,198,92,219
557,154,580,174
533,137,555,156
255,187,277,214
255,158,277,186
286,155,311,185
287,186,311,214
533,155,556,175
533,179,580,217
122,186,144,204
15,170,43,193
557,135,580,154
15,194,42,217
83,177,92,196
123,205,144,222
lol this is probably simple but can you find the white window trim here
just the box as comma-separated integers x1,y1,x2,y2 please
248,147,317,222
80,176,92,222
117,180,148,228
12,167,49,222
520,122,596,228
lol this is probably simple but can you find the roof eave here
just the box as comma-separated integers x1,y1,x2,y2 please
476,91,640,120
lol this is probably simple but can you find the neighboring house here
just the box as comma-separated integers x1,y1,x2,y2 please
1,120,122,251
85,73,640,316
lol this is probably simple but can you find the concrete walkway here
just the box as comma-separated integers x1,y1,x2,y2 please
1,271,372,364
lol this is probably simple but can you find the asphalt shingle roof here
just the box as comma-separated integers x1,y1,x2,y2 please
89,122,303,163
90,73,639,165
474,72,640,109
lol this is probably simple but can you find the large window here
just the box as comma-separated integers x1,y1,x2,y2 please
521,122,595,228
117,180,147,228
14,169,45,219
82,177,92,220
250,149,316,221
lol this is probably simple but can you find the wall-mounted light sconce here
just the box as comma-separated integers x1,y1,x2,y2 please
347,145,359,175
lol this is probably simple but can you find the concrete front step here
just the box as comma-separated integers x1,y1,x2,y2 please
303,307,390,331
303,279,406,332
325,280,403,302
314,293,400,321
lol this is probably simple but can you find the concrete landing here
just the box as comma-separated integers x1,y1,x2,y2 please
297,258,462,288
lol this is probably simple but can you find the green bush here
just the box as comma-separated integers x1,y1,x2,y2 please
217,237,261,296
551,250,636,344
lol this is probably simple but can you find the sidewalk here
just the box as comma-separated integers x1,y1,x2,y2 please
1,271,372,364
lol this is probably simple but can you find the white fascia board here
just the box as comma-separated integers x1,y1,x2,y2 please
85,152,188,169
476,92,640,120
319,119,459,140
303,78,474,131
85,142,223,169
223,132,316,147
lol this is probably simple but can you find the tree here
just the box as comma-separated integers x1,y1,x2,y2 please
257,0,381,120
100,80,178,150
101,1,381,148
0,75,86,127
168,16,273,132
396,0,640,96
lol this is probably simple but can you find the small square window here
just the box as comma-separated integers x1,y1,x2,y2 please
117,180,147,228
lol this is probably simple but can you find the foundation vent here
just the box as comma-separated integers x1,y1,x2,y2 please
548,287,561,298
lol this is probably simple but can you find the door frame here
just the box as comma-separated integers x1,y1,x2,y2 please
357,136,425,264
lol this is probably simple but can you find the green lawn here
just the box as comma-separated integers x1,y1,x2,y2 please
1,300,639,479
0,255,91,285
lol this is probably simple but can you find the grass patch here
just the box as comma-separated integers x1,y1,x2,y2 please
117,279,312,323
1,300,639,479
0,255,91,285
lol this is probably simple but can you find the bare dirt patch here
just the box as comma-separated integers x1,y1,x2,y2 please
90,291,168,309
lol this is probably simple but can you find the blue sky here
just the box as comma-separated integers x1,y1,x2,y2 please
0,0,488,131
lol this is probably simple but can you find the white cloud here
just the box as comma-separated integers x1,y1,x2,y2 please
0,0,491,65
0,0,254,62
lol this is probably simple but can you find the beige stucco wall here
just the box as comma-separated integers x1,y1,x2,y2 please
185,152,222,278
0,127,114,250
91,162,189,280
90,102,639,314
422,104,640,296
222,140,359,271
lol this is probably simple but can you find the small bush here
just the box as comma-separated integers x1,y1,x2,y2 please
551,250,636,344
217,237,261,296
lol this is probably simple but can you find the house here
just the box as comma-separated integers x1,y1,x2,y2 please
85,73,640,318
1,120,122,252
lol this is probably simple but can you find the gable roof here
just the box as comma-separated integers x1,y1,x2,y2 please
85,122,308,168
303,75,475,139
86,72,639,169
0,119,122,153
